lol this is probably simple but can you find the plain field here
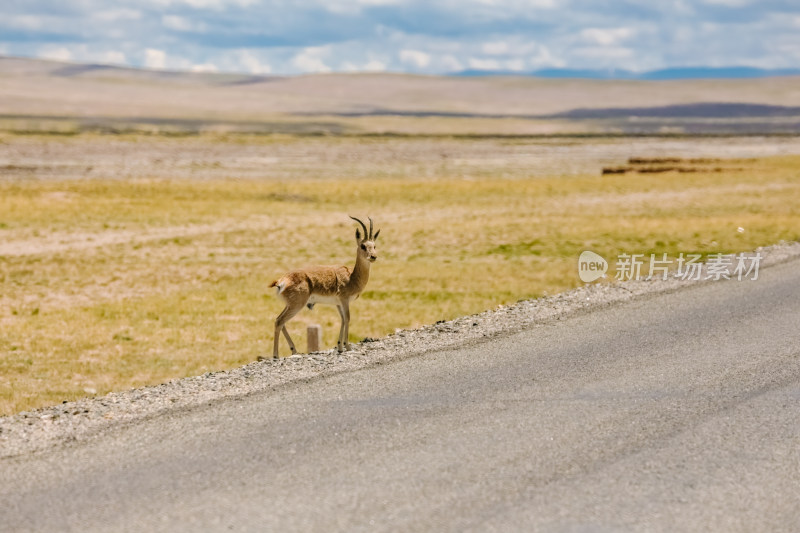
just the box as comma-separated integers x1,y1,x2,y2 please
1,56,800,414
2,133,800,414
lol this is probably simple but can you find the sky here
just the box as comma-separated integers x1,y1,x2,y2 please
1,0,799,75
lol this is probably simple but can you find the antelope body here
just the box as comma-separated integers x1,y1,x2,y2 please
268,216,379,359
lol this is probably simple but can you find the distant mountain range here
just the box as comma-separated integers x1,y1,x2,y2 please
454,66,800,80
2,55,798,80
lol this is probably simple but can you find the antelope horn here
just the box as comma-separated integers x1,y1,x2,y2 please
368,217,374,240
349,215,368,240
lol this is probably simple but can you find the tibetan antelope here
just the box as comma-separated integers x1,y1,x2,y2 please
267,216,380,359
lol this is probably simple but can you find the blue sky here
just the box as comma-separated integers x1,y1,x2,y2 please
1,0,799,75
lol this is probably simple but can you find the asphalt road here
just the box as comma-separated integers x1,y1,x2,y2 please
3,258,800,532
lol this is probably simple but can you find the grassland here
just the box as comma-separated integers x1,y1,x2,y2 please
1,132,799,415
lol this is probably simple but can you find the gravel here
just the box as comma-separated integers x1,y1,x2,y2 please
2,241,799,459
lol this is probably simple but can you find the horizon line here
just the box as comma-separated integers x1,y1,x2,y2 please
3,54,800,81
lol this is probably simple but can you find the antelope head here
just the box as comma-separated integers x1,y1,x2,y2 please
350,215,379,263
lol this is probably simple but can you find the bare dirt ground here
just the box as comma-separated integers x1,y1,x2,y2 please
2,134,800,264
3,133,800,184
0,134,797,255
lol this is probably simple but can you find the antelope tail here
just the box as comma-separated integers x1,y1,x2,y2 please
270,279,287,294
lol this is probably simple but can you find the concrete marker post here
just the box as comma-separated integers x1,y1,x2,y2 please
307,324,322,353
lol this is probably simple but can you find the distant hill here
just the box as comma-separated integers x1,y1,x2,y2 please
455,66,800,80
3,55,800,135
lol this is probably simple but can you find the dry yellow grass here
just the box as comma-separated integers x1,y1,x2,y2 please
1,133,799,415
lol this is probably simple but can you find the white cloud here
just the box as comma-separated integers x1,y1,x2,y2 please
94,9,141,22
482,41,509,55
7,15,45,31
504,58,526,71
529,46,564,68
468,57,502,70
34,44,128,66
39,46,72,62
580,28,634,46
474,0,556,7
99,51,127,65
334,58,387,72
362,59,386,71
399,49,431,68
237,50,271,74
181,0,225,6
326,0,402,14
773,42,800,61
439,54,464,72
191,62,219,72
292,47,332,73
4,0,800,76
163,15,206,32
701,0,752,6
148,0,260,8
573,46,634,60
144,48,167,69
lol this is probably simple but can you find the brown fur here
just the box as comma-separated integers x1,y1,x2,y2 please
267,217,379,359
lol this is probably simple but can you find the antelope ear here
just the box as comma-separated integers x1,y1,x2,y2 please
355,228,362,241
373,229,380,241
